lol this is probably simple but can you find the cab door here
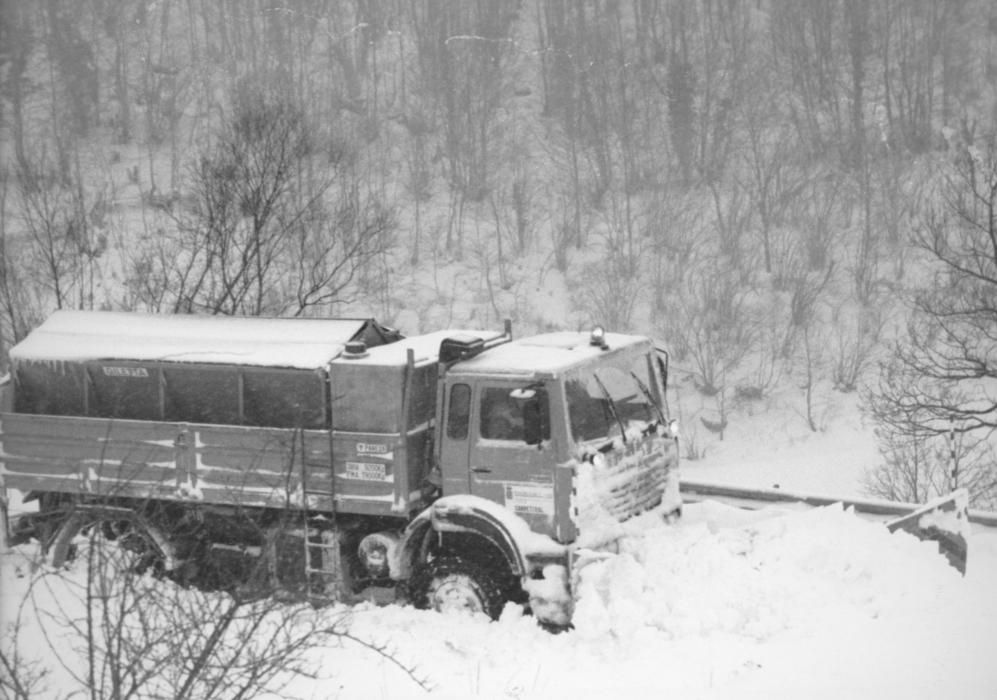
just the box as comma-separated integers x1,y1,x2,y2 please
438,382,474,495
468,382,556,534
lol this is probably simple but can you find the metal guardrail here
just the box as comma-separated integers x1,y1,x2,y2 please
680,479,997,530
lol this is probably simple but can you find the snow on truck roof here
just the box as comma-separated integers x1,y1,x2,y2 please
451,331,649,376
9,312,648,374
8,310,392,370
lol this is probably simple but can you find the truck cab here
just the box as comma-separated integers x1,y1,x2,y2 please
405,327,680,624
437,328,679,541
1,312,678,627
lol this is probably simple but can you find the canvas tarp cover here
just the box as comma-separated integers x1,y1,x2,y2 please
7,311,402,427
8,311,400,369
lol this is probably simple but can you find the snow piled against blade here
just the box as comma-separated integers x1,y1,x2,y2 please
326,502,996,699
570,502,965,640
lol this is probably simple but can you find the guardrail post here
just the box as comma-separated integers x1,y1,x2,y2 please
0,487,9,550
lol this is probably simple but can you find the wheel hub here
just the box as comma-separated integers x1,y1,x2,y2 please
431,575,485,614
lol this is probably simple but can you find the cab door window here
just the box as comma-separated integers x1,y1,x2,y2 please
447,383,471,439
480,387,524,441
479,386,551,443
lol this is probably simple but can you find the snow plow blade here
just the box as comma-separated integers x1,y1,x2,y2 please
886,490,970,575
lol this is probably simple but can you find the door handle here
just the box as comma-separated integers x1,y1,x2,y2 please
471,467,492,474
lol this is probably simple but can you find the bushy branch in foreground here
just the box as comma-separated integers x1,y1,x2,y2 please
13,524,428,699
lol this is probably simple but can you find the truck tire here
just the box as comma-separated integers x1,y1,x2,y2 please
410,556,506,620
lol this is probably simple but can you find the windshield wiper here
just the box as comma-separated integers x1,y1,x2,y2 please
630,371,666,427
591,372,628,444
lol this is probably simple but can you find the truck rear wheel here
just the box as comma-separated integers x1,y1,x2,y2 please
410,556,506,620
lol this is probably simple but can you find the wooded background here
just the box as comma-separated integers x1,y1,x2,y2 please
1,0,996,505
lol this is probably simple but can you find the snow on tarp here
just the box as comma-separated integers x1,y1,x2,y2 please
9,310,396,370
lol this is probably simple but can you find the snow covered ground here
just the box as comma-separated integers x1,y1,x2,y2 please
3,499,996,699
3,389,995,699
678,386,880,500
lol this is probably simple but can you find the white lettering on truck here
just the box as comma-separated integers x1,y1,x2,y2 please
356,442,389,455
102,366,149,378
503,483,554,517
345,462,391,482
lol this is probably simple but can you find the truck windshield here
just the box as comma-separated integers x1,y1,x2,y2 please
565,354,658,443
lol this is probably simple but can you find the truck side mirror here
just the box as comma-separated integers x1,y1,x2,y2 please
512,384,548,447
510,387,536,401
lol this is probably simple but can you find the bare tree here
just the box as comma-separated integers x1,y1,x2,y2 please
14,166,79,310
871,0,962,154
127,79,394,317
12,157,105,313
0,169,42,357
1,601,52,700
707,177,754,278
579,241,641,333
865,135,997,506
669,259,755,397
7,513,427,699
770,0,847,157
796,324,828,433
829,302,884,393
0,0,34,173
865,427,997,509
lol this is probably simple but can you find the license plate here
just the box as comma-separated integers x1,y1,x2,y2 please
345,461,387,481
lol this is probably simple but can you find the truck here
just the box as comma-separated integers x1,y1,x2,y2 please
0,310,680,626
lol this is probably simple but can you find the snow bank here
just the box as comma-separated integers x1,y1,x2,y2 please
572,502,963,642
325,502,996,699
4,502,995,699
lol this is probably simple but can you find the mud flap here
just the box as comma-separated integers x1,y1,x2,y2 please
886,490,970,575
43,504,179,574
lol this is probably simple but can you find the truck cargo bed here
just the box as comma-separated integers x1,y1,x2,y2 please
1,412,332,510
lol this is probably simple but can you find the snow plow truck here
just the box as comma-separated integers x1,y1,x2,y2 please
0,311,681,626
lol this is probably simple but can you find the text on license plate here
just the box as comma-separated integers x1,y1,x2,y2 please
345,461,388,481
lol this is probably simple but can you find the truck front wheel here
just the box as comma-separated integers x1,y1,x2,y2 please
410,556,506,620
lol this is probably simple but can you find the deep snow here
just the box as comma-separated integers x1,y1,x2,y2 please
3,499,995,699
2,387,995,699
290,501,997,699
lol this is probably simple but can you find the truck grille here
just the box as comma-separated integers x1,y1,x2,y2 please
599,450,668,520
571,435,673,543
596,442,668,520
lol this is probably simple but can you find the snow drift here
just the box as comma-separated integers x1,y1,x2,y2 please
3,500,995,699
